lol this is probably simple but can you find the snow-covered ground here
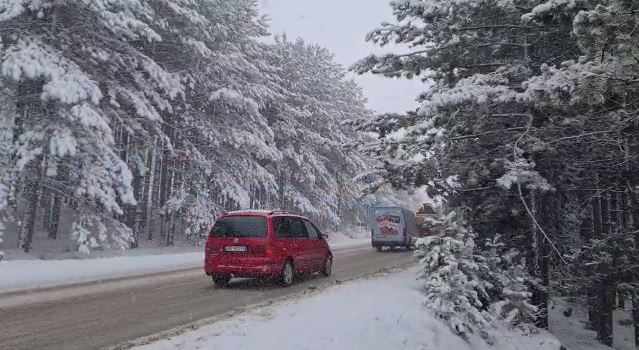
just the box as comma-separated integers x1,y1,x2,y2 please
0,251,203,291
549,298,613,350
133,267,562,350
0,233,369,291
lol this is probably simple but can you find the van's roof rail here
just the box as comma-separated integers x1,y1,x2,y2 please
269,210,289,215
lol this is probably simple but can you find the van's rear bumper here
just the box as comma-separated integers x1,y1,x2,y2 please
205,256,283,277
372,239,409,247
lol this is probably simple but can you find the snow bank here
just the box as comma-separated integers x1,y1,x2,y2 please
0,238,369,291
134,268,562,350
549,298,613,350
326,225,369,244
0,252,204,290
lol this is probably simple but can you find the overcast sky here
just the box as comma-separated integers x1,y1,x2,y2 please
258,0,425,114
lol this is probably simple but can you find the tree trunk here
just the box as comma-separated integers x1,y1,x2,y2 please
601,190,611,235
158,153,171,242
49,190,62,240
41,185,52,231
277,170,287,209
130,206,142,248
159,152,170,208
166,212,175,246
129,164,144,248
524,190,550,327
145,145,157,240
590,177,604,327
20,160,41,252
592,174,603,238
597,278,615,346
159,214,165,242
47,161,67,240
533,192,551,329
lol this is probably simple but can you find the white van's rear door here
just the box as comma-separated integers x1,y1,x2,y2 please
372,207,405,243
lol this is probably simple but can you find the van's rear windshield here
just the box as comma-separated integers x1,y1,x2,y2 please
211,216,267,238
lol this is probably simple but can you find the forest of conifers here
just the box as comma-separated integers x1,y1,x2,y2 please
0,0,391,255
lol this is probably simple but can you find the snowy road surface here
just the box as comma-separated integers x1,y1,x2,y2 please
0,238,370,291
0,246,414,350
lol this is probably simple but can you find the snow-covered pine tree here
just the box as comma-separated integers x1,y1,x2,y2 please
263,36,371,228
480,234,539,332
517,0,639,343
416,209,538,340
135,0,284,243
0,0,180,253
415,210,492,337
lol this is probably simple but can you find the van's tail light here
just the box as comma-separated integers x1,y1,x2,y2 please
208,242,220,255
253,245,273,257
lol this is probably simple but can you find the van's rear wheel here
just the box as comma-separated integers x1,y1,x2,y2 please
281,260,294,287
321,255,332,277
376,246,383,252
212,275,231,287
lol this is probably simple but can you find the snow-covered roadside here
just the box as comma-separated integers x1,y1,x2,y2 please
0,238,369,291
549,298,613,350
133,268,562,350
0,252,203,291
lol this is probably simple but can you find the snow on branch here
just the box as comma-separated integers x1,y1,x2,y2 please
2,38,102,105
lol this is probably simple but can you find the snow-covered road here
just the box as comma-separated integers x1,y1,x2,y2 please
0,245,413,350
0,238,370,291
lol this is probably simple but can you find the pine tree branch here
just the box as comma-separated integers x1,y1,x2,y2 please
460,63,509,68
457,25,537,31
448,127,527,140
548,129,622,144
392,42,530,59
489,113,532,118
457,186,495,192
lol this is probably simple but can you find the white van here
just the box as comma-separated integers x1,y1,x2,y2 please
370,206,418,251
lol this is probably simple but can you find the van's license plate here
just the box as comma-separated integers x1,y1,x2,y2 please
224,245,247,252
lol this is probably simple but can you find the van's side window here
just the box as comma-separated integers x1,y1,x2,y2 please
274,217,291,238
289,217,308,238
304,220,319,239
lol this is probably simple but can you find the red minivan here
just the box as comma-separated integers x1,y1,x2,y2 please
205,210,333,287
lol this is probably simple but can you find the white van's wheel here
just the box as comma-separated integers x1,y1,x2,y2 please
376,246,383,252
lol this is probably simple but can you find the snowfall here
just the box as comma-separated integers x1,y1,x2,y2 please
131,267,563,350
